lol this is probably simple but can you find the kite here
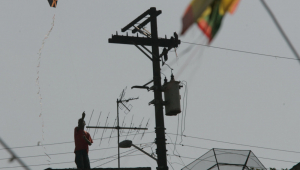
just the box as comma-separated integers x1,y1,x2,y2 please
48,0,57,8
181,0,240,43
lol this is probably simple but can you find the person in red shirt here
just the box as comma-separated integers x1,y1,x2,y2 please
74,112,93,169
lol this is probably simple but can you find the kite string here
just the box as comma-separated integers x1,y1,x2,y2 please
36,14,55,163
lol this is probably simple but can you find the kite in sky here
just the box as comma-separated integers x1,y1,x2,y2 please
48,0,57,8
181,0,240,43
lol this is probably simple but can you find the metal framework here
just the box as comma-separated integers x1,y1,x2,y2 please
87,96,146,168
182,148,267,170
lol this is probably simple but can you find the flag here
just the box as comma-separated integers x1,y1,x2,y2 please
181,0,240,42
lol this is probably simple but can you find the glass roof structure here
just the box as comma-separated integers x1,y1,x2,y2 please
182,148,266,170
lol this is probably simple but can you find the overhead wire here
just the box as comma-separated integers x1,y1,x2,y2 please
0,142,154,169
13,40,300,168
0,154,154,170
165,133,185,167
167,142,299,164
0,131,155,151
166,133,300,154
180,81,188,144
168,146,269,170
94,151,140,168
0,146,118,161
91,148,136,164
167,159,175,170
0,148,144,169
181,41,300,61
1,138,295,168
172,115,185,166
93,142,154,168
165,81,189,167
168,149,298,164
165,134,300,167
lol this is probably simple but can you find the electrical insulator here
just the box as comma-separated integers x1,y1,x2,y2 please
163,74,181,116
163,48,168,61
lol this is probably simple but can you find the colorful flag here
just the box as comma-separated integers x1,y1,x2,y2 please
181,0,240,43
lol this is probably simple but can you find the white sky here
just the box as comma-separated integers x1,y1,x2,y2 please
0,0,300,170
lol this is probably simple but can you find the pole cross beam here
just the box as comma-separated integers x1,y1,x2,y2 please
108,7,180,170
109,35,180,48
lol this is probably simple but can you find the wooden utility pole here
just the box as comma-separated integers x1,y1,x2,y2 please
108,7,180,170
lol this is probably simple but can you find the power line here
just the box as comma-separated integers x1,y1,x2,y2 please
0,131,155,151
181,41,300,61
167,143,299,164
94,143,155,168
0,146,118,161
0,142,154,161
91,142,154,164
167,133,300,154
0,144,154,169
0,155,115,169
94,149,139,168
167,143,210,151
0,154,148,170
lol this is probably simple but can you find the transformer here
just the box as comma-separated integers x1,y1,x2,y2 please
163,74,181,116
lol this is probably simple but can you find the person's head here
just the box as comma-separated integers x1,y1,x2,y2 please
78,118,86,129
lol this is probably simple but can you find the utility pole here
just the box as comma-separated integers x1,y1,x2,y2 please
108,7,180,170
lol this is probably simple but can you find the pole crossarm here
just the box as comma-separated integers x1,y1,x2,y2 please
121,9,151,32
132,11,162,34
86,126,148,130
109,35,180,48
121,9,161,32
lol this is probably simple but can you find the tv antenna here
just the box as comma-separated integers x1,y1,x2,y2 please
87,87,146,168
118,87,137,114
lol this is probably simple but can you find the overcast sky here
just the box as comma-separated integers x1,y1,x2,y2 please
1,0,300,170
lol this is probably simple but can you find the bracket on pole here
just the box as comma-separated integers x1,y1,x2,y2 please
132,11,161,33
134,44,153,61
132,80,153,91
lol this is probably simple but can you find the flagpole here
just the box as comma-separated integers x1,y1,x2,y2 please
260,0,300,64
